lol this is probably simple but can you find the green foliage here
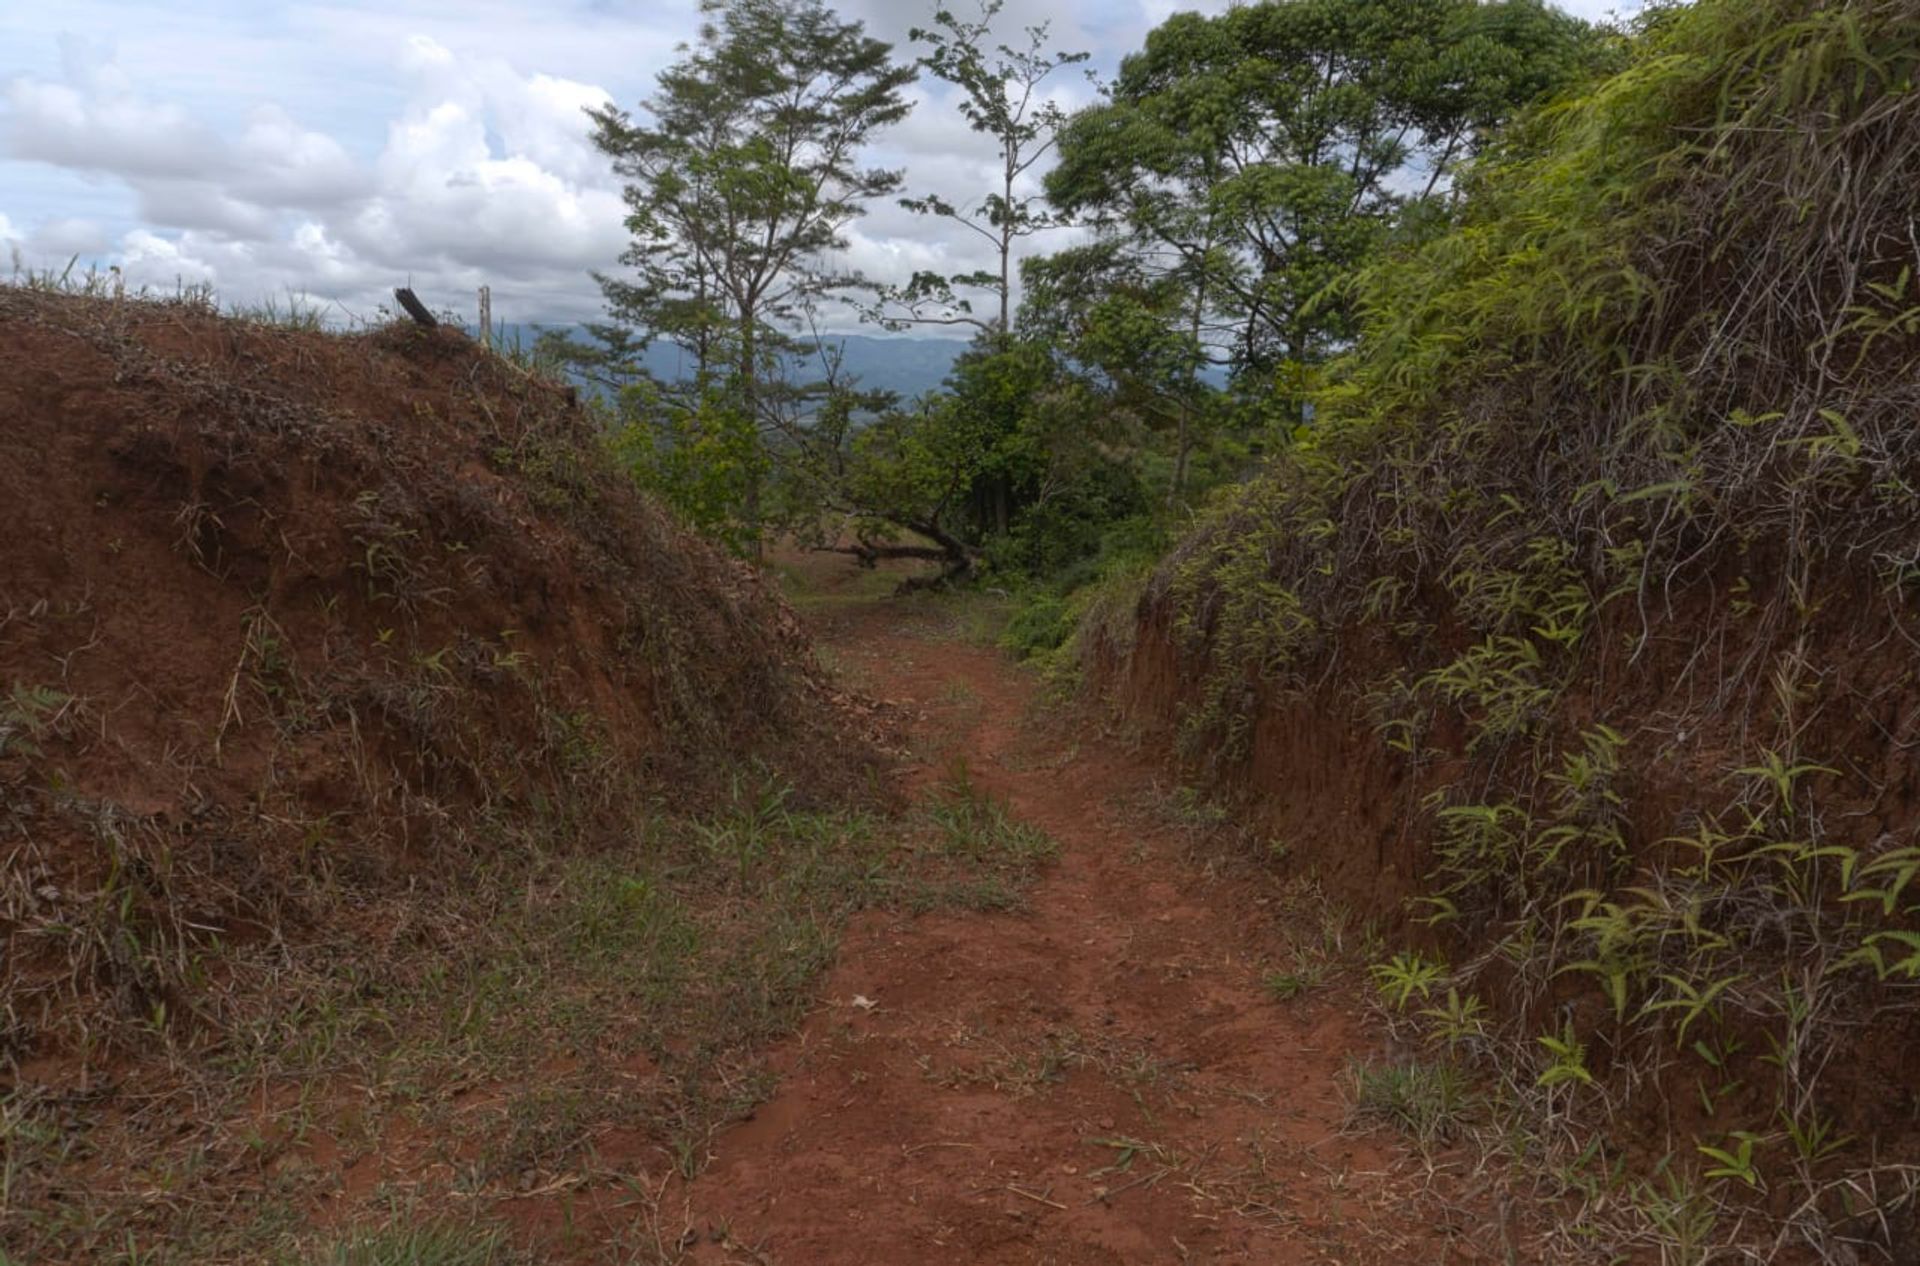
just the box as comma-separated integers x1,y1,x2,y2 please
1127,0,1920,1253
561,0,1603,598
821,330,1160,588
874,2,1089,335
994,590,1068,654
610,382,764,554
738,0,1608,599
1417,988,1489,1048
1047,0,1608,392
1344,1057,1473,1145
1535,1020,1595,1089
578,0,915,550
1697,1133,1766,1189
1371,950,1447,1010
309,1220,510,1266
843,339,1055,551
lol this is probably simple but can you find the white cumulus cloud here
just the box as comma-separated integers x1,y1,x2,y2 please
1,32,634,321
4,36,227,181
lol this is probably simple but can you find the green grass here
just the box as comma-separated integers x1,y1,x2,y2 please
1261,962,1330,1001
770,549,1015,646
925,764,1055,865
903,764,1059,912
306,1220,514,1266
769,558,905,611
1343,1057,1473,1147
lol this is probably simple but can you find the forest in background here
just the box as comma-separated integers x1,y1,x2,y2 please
546,0,1614,582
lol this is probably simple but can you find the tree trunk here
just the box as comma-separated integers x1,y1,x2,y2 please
814,541,952,568
1171,237,1210,509
998,232,1011,336
998,163,1014,335
740,313,762,559
897,516,977,590
817,511,977,591
1172,403,1193,508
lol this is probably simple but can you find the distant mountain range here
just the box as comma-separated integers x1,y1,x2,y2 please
644,334,972,402
497,326,973,403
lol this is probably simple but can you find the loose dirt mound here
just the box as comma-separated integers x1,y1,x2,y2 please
0,285,867,1077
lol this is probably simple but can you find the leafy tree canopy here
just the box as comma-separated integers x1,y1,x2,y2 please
1046,0,1610,382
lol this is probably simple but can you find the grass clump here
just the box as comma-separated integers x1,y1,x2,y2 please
1261,963,1329,1002
307,1220,513,1266
905,763,1060,912
1344,1058,1474,1148
925,762,1056,866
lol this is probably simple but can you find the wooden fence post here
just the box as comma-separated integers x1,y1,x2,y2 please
393,287,437,328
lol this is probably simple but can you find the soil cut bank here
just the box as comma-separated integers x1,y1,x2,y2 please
1077,3,1920,1258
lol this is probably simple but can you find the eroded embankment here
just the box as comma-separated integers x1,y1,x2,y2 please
1084,1,1920,1259
0,286,877,1260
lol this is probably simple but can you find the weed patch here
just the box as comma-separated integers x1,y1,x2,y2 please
307,1219,514,1266
1343,1058,1473,1148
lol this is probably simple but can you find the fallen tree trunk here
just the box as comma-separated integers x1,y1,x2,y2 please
812,517,978,592
814,542,953,567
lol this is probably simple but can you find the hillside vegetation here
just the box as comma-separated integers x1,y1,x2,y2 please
1094,0,1920,1257
12,0,1920,1259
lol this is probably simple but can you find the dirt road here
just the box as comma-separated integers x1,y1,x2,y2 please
667,563,1497,1265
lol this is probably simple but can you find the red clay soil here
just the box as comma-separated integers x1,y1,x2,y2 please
0,290,882,1262
656,558,1503,1265
0,287,862,1073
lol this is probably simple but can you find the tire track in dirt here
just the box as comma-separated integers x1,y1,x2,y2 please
673,577,1496,1264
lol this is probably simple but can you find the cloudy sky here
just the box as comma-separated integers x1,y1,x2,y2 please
1,0,1627,331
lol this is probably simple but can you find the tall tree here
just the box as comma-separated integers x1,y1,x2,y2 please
586,0,915,549
1021,241,1211,506
872,1,1089,336
1046,0,1604,419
